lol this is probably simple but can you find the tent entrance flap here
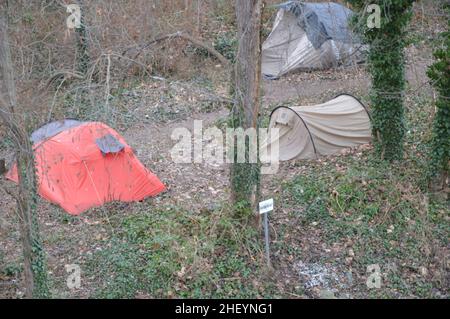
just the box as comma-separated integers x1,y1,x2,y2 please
96,134,125,155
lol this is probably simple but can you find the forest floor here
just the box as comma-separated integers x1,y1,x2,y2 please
0,3,448,299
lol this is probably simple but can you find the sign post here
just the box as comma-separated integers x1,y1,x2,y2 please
259,198,274,268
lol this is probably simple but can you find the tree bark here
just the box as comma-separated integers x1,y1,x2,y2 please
0,15,50,299
230,0,263,218
75,1,90,75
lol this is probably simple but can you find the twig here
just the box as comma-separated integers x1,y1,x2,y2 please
104,53,111,118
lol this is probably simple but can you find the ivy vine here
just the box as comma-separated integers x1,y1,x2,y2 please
427,4,449,188
348,0,415,161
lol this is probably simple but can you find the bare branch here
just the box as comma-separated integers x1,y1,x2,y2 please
126,31,231,68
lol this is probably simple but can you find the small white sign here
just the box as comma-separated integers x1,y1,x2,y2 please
259,198,274,214
65,264,81,289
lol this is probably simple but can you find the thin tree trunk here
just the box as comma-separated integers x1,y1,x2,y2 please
75,0,90,75
0,15,50,299
230,0,263,219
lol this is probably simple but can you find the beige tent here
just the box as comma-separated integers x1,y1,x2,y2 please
262,94,372,161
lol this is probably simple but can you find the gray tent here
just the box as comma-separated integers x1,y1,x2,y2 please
30,119,125,154
31,119,83,143
262,1,363,79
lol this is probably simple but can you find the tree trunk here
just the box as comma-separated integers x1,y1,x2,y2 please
230,0,263,219
0,15,50,299
348,0,414,162
75,1,90,75
15,141,50,299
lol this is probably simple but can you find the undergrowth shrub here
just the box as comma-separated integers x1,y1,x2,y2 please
87,205,269,298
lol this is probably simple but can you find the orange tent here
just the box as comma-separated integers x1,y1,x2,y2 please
6,120,166,215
